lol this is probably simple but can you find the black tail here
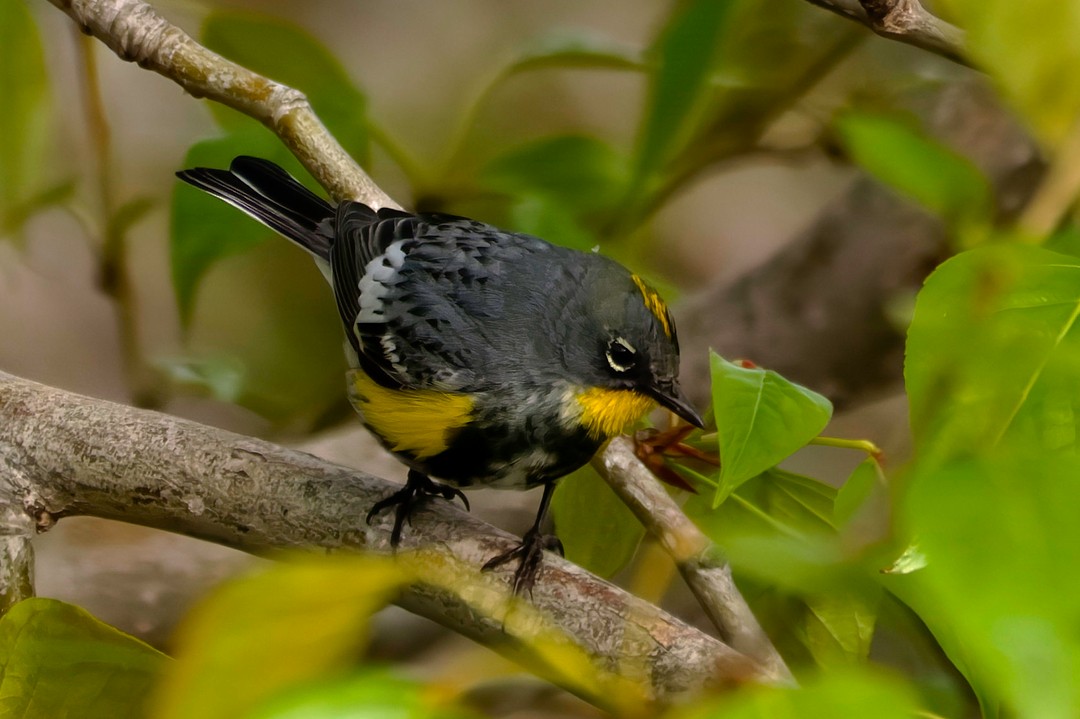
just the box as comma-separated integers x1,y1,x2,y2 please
176,156,338,260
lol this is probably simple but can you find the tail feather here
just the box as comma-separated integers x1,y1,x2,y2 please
176,156,336,260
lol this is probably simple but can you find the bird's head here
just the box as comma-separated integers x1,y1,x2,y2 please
562,257,704,439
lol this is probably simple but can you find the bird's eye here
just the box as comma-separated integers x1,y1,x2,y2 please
606,337,637,373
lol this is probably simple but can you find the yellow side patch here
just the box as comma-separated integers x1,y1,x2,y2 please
347,369,474,460
630,274,672,338
576,387,655,440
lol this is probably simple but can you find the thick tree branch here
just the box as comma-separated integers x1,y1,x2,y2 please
802,0,967,65
0,370,776,700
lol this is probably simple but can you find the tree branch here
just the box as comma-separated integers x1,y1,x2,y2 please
0,370,777,699
802,0,967,65
595,438,793,684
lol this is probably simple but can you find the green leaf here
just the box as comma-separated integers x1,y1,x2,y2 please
250,668,477,719
551,465,645,578
804,590,881,667
901,453,1080,718
502,31,644,75
483,135,628,215
201,11,369,165
632,0,737,189
833,458,879,526
0,0,50,233
709,352,833,506
171,129,302,327
672,668,918,719
504,196,597,252
905,243,1080,460
0,598,168,719
153,555,407,719
156,354,247,403
836,112,992,238
935,0,1080,148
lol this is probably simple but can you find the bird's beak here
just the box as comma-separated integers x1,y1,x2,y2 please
647,378,705,428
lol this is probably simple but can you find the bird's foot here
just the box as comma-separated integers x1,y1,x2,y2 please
482,527,564,596
366,469,470,546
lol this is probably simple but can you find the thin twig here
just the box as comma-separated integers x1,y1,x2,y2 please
594,437,794,684
802,0,967,65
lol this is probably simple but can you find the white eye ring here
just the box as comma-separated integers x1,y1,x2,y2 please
606,337,637,372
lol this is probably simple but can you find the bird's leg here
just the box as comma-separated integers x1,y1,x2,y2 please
366,469,470,546
482,482,563,595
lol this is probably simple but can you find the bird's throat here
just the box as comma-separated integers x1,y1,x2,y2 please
575,387,655,440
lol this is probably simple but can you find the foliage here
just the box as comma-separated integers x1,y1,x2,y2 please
6,0,1080,717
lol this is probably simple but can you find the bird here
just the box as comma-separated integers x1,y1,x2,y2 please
176,156,704,593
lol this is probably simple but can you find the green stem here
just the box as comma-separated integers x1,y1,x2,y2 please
809,435,882,458
76,30,161,409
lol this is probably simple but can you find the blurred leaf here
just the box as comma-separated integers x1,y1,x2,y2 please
483,134,628,215
504,196,597,252
250,668,477,719
902,453,1080,718
156,354,247,403
672,668,918,719
108,195,156,239
0,598,167,719
0,0,50,233
709,352,833,507
153,555,407,719
552,465,645,578
503,30,644,75
836,112,992,237
906,243,1080,460
713,0,856,96
805,590,880,667
632,0,736,189
201,11,369,165
936,0,1080,148
2,179,76,239
171,129,301,328
833,458,879,526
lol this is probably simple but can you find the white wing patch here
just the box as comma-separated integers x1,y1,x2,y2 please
356,239,407,323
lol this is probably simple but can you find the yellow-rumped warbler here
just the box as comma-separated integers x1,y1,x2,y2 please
177,156,703,592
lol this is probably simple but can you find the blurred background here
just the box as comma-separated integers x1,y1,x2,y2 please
2,0,1038,714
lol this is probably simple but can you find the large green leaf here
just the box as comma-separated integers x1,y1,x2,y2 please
170,129,303,327
804,591,880,668
153,556,407,719
0,0,50,233
551,465,645,578
501,31,644,75
632,0,737,190
483,135,628,216
836,112,992,238
901,453,1080,718
0,598,167,719
685,468,882,669
936,0,1080,148
201,11,369,165
905,243,1080,460
710,352,833,506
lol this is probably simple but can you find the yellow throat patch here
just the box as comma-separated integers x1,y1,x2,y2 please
576,387,655,440
347,369,474,460
630,274,672,339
